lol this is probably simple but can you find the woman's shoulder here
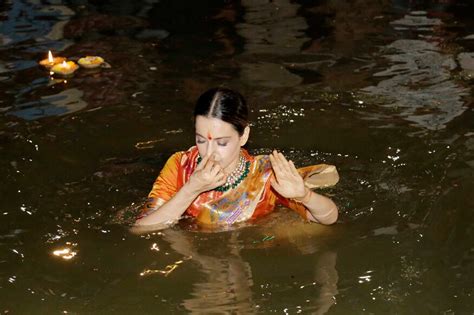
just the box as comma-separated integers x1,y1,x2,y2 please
167,146,197,157
244,150,269,162
165,146,199,166
244,150,272,171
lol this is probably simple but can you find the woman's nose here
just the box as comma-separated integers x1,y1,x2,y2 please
206,141,216,157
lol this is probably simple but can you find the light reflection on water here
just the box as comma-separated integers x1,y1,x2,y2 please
0,1,73,49
0,0,473,314
362,11,469,131
9,88,87,120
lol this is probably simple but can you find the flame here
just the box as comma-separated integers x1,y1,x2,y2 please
48,50,53,63
61,60,68,67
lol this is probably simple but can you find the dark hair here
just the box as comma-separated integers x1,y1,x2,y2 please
194,88,249,136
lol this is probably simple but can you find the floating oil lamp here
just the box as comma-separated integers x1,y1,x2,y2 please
78,56,105,69
39,50,66,69
51,60,79,76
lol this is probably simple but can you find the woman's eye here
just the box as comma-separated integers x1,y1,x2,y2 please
217,142,228,147
196,138,205,144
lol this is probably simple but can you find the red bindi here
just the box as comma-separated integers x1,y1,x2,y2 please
207,132,213,140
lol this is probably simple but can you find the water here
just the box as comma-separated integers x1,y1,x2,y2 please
1,0,473,313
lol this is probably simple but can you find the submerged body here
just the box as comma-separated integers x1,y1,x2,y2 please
139,146,334,226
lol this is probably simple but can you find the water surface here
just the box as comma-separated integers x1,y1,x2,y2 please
1,0,473,313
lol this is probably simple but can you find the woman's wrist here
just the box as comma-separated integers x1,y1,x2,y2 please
311,206,336,218
293,187,312,204
182,181,202,197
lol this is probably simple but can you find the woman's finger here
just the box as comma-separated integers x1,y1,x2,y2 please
217,170,226,181
273,151,288,174
216,176,226,186
269,154,282,179
211,164,223,177
270,177,282,192
277,152,292,174
196,153,210,170
273,151,292,180
208,160,217,174
203,155,216,172
270,151,282,172
289,160,301,178
212,170,226,187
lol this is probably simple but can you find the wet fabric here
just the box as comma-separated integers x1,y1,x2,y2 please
141,146,323,225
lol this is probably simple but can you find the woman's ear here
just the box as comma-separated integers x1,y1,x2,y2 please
239,126,250,146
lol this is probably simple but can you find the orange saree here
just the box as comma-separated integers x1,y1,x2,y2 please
140,146,335,226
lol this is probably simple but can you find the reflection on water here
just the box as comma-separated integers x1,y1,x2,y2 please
165,229,255,313
160,221,338,314
9,87,87,120
240,62,303,88
237,0,309,89
0,0,73,50
362,11,469,131
237,0,307,55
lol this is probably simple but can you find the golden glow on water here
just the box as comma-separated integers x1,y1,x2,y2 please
52,247,77,260
358,270,374,283
135,139,164,150
140,256,192,277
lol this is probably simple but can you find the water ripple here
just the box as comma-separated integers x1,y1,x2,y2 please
362,12,469,131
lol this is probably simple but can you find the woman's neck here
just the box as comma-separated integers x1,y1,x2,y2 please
224,152,241,175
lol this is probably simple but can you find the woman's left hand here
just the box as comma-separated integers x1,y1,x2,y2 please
269,150,306,199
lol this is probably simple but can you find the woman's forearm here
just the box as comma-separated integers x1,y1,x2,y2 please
134,183,200,226
298,189,338,225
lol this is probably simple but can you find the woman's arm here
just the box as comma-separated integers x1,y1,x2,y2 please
269,150,338,225
293,187,338,225
132,153,226,232
134,182,201,226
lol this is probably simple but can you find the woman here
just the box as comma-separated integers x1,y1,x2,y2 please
133,88,338,232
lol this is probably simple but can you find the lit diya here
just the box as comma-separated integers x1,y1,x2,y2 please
51,60,79,76
39,50,66,69
78,56,104,69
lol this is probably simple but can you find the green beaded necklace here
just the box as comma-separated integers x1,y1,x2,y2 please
196,154,251,193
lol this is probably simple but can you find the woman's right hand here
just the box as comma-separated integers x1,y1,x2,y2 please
187,153,226,194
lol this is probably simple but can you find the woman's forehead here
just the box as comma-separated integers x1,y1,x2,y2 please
195,116,237,136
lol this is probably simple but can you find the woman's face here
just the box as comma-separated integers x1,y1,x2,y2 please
195,115,249,172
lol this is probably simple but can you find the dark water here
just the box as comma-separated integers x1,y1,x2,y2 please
1,0,473,313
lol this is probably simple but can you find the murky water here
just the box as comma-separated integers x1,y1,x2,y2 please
1,0,473,313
